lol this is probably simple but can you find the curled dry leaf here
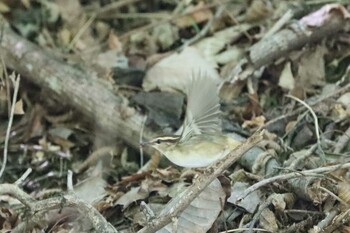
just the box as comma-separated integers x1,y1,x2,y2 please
270,193,296,212
259,208,278,232
143,47,220,92
116,187,149,210
227,182,261,213
117,178,166,210
297,45,327,92
300,3,350,27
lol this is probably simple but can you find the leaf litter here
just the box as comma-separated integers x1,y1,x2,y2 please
0,1,350,233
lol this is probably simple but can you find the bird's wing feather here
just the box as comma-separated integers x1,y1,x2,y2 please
180,73,221,142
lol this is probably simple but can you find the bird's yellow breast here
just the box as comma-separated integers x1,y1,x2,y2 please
162,134,241,168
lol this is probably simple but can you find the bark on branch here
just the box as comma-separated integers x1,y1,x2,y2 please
0,23,156,151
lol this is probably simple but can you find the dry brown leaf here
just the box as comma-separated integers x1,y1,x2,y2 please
297,45,327,92
116,187,148,210
285,120,297,134
227,182,261,213
341,226,350,233
259,208,278,232
243,93,262,120
117,178,166,210
74,162,107,205
158,178,226,233
14,99,25,115
271,193,295,212
242,115,266,129
108,32,123,52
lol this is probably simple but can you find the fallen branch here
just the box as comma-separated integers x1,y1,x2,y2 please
0,73,20,179
220,4,350,99
0,183,118,233
0,19,156,152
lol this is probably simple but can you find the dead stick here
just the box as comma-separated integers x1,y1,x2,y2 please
221,5,350,98
0,23,156,151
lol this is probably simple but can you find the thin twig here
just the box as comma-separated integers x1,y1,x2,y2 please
15,168,32,185
285,95,321,144
97,0,142,15
0,183,35,208
68,14,96,51
221,228,271,233
285,94,326,161
98,12,170,20
139,115,147,168
119,0,233,41
264,81,350,131
287,144,317,170
237,162,350,201
0,55,10,116
319,186,350,207
264,9,294,39
0,73,20,179
67,170,74,192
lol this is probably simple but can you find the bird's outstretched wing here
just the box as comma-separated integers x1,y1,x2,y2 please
180,72,221,142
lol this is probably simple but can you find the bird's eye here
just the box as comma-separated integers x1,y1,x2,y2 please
156,139,161,144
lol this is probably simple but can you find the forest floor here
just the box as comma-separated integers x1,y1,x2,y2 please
0,1,350,232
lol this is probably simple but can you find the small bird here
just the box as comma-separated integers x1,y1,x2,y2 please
141,74,242,168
